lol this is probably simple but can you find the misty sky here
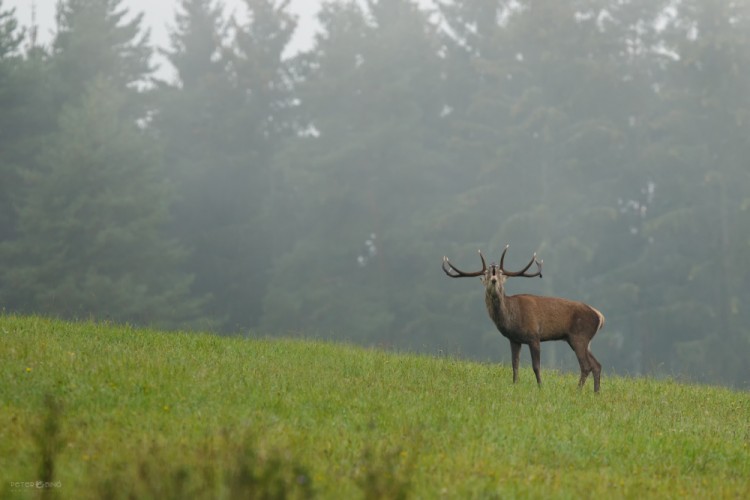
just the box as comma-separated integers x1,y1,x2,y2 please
7,1,437,55
6,0,323,64
7,0,435,78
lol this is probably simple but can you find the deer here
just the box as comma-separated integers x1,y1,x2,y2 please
442,246,606,392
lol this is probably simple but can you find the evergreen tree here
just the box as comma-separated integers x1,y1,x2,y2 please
0,5,61,322
1,0,206,328
155,0,297,332
1,78,203,328
261,0,459,350
51,0,153,108
0,0,25,243
0,0,21,57
1,0,747,385
164,0,225,89
432,0,678,369
633,0,750,385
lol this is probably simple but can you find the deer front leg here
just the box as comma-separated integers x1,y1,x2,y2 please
510,340,522,383
529,341,542,387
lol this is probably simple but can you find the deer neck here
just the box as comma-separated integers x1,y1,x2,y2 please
485,280,514,331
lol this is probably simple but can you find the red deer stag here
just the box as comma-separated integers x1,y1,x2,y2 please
442,246,606,392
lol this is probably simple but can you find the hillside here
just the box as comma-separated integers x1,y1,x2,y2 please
1,315,748,498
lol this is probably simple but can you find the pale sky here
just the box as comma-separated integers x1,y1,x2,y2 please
6,0,435,79
5,0,324,55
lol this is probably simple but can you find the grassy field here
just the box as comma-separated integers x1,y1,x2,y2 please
1,315,749,499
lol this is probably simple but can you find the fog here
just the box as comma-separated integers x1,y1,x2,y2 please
8,0,320,42
1,0,748,389
6,0,323,74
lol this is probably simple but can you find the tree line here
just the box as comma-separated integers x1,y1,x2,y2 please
0,0,748,388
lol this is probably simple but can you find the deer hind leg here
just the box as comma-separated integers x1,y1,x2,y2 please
588,348,602,393
528,341,542,387
510,340,522,383
569,339,592,389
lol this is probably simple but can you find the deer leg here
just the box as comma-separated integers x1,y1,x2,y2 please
569,339,592,389
510,340,522,383
588,349,602,393
528,341,542,387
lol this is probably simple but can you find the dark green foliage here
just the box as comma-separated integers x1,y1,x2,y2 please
35,395,64,500
0,0,50,245
96,431,316,500
51,0,153,106
261,0,466,350
0,0,22,58
354,435,418,500
0,0,22,243
2,78,203,328
155,0,296,332
164,0,225,90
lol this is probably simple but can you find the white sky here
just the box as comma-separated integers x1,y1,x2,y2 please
5,0,324,54
6,0,435,79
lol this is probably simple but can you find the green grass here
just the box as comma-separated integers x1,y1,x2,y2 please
1,315,749,499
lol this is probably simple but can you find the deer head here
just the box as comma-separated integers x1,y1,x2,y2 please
442,245,543,296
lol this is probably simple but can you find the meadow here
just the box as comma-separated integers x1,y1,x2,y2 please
1,315,749,499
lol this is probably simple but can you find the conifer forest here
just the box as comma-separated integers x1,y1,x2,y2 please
1,0,749,388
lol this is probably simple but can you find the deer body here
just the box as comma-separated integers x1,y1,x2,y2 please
486,293,600,344
443,246,605,392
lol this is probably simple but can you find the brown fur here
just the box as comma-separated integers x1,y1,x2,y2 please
484,273,605,392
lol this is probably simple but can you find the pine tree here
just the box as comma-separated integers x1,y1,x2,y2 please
51,0,153,107
157,0,231,172
636,0,750,385
154,0,297,331
2,78,203,328
260,0,457,349
0,0,25,243
164,0,225,89
0,0,21,57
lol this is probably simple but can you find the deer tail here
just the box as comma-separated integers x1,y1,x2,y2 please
590,306,606,332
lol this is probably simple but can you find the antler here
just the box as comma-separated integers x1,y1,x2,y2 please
442,250,487,278
499,245,543,278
